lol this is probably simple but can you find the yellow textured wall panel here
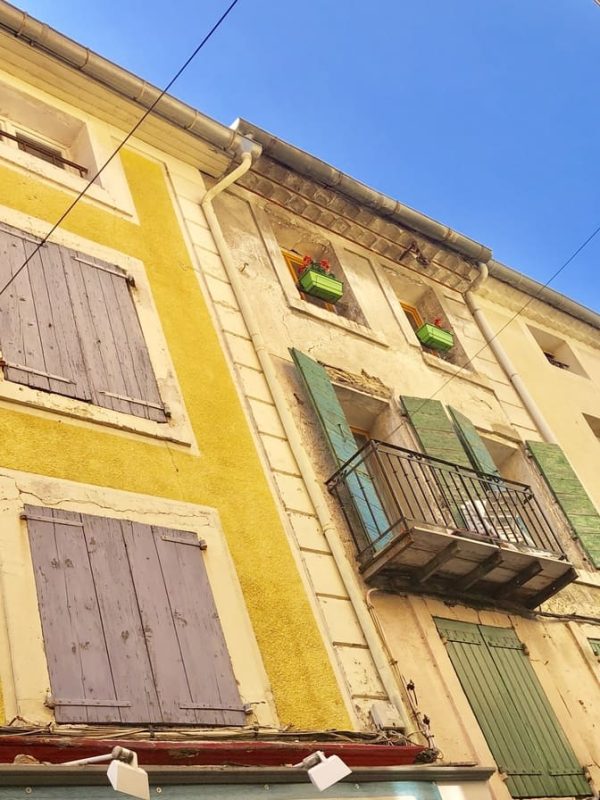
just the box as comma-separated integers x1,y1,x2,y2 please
0,150,350,730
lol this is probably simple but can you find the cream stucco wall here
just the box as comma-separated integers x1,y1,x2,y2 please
195,174,600,797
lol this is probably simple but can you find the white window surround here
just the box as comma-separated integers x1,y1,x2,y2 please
0,469,276,727
0,204,196,449
0,74,137,220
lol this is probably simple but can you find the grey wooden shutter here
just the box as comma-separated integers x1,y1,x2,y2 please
62,249,167,421
26,506,124,723
589,639,600,657
448,406,501,478
0,224,90,400
291,348,391,548
124,522,245,726
26,506,244,725
527,441,600,568
436,618,590,798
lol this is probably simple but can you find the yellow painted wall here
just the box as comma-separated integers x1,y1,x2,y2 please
0,150,350,730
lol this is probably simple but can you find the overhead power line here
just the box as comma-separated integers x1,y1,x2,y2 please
0,0,242,300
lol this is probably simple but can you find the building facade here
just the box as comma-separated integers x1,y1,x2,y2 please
0,3,597,800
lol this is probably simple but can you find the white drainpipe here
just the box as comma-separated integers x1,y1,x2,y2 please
201,150,406,722
466,263,557,444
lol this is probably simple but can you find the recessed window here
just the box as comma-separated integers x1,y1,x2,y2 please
528,325,588,378
583,413,600,441
283,249,337,313
0,81,96,184
0,221,167,422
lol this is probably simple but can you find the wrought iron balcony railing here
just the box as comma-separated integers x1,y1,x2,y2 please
327,441,575,607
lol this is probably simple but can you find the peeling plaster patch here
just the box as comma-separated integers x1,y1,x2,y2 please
323,364,391,400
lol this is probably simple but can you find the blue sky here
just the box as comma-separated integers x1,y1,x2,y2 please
17,0,600,312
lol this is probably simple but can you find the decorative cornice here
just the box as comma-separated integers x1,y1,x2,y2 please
238,156,480,294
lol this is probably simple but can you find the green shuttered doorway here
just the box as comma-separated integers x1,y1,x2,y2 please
435,618,589,798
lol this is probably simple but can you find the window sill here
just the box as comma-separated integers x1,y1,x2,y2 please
0,142,137,220
0,378,194,447
287,296,389,347
420,350,491,389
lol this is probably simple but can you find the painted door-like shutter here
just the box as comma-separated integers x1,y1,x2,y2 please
400,397,472,467
448,406,501,478
26,507,244,725
124,522,245,726
527,441,600,568
63,249,167,422
481,625,590,798
436,618,590,798
435,618,544,799
26,506,124,723
0,225,90,400
291,348,390,547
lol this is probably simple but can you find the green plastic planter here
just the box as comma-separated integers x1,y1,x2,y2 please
416,322,454,351
299,268,344,303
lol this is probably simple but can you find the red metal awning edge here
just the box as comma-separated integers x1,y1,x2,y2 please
0,735,427,767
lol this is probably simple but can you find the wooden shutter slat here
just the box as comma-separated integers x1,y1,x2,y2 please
291,348,391,548
25,505,118,724
81,514,162,724
448,406,501,477
527,441,600,568
154,526,245,727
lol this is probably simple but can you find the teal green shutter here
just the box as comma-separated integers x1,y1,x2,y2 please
436,618,590,798
400,397,472,467
291,349,390,548
589,639,600,657
448,406,501,478
527,441,600,568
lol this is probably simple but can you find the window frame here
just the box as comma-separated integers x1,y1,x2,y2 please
400,301,424,333
0,476,276,727
0,208,195,447
0,118,87,178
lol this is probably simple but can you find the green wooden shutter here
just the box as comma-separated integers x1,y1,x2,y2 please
290,348,390,547
400,397,472,467
588,639,600,657
448,407,501,478
435,618,590,798
527,441,600,568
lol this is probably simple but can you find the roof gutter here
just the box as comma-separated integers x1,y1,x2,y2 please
232,119,492,263
0,0,261,159
488,259,600,331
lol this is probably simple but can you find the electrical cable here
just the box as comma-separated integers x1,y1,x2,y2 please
0,0,242,301
385,220,600,440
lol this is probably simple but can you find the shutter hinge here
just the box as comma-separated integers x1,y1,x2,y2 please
126,274,136,288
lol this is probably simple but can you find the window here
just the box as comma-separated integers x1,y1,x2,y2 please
527,325,588,378
283,249,337,313
589,639,600,658
0,126,88,178
400,302,423,334
25,505,245,725
435,618,589,798
0,222,167,421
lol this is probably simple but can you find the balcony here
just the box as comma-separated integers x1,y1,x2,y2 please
327,441,577,608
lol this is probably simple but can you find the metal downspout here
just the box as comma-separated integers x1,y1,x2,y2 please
466,263,557,443
201,154,406,723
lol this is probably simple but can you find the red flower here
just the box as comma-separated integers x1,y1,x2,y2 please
302,255,312,267
319,259,331,271
433,317,443,327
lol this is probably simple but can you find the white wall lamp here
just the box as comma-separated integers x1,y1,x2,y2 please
294,751,352,791
61,746,149,800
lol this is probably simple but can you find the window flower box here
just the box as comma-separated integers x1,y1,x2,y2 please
298,257,344,303
416,322,454,351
